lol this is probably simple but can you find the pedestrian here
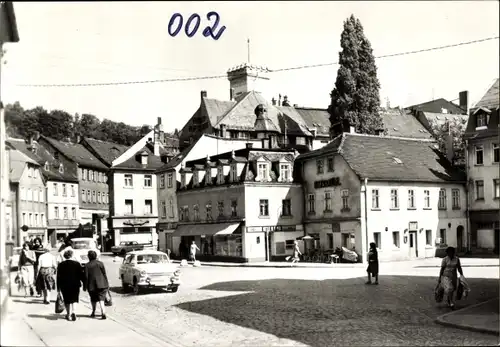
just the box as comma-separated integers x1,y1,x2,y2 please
57,238,78,264
189,241,200,262
35,248,57,304
18,242,36,297
438,246,464,310
83,250,109,319
291,240,302,265
366,242,379,285
57,249,84,321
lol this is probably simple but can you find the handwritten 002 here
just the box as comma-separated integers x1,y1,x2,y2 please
168,12,226,40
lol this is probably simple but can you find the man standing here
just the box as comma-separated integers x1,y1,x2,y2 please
189,241,200,263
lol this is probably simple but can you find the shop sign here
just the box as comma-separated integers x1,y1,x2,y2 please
246,225,300,233
314,177,340,189
123,219,149,227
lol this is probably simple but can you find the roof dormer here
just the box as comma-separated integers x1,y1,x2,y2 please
58,163,64,174
140,150,148,165
255,156,271,182
44,162,49,171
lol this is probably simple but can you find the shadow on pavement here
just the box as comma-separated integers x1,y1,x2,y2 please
109,286,169,296
27,313,63,321
175,275,499,346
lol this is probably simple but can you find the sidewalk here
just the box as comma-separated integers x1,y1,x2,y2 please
170,259,366,268
0,273,175,347
435,298,500,336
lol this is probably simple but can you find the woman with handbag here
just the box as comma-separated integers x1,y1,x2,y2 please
18,242,36,297
57,249,84,321
83,250,110,319
437,246,465,310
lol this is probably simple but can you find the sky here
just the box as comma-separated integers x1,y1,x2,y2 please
2,1,499,133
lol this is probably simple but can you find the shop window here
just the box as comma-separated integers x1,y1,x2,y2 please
373,232,381,249
285,240,295,250
392,231,400,248
327,233,333,249
425,229,432,246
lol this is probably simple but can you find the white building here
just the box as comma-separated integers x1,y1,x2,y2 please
296,132,468,263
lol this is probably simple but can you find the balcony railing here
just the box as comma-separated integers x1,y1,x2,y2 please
48,219,80,227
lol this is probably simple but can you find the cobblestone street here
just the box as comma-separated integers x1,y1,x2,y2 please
100,256,499,346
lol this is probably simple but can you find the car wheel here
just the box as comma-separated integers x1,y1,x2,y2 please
171,286,178,293
121,275,128,292
132,278,140,295
120,249,126,256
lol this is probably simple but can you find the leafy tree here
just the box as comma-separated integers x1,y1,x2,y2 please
77,113,101,138
429,118,467,165
328,15,384,136
4,102,25,137
23,107,48,139
37,109,74,140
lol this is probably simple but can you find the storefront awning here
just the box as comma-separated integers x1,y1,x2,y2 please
174,223,241,237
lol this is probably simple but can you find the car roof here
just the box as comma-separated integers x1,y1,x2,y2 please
127,250,167,256
71,238,94,241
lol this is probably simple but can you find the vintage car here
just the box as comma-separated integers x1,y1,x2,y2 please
70,237,101,265
111,241,144,256
119,250,181,294
9,247,23,270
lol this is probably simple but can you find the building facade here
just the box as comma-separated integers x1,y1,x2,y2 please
8,148,47,245
464,78,500,254
297,132,468,263
173,144,303,262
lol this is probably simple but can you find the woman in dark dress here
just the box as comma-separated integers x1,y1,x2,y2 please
83,250,109,319
366,242,379,285
57,249,84,321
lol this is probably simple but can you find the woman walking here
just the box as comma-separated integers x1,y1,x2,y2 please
83,250,109,319
366,242,379,285
291,240,302,266
57,249,84,321
18,242,36,297
438,246,464,310
35,248,57,304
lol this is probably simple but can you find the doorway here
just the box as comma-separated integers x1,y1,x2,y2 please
409,231,418,258
456,226,464,253
494,229,499,255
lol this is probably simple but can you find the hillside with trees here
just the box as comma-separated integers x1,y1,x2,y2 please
4,101,178,146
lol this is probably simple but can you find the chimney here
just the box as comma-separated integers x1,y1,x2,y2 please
220,124,226,138
278,94,282,106
201,90,207,100
157,117,162,125
349,126,356,134
271,97,276,106
459,91,469,115
282,95,290,107
245,143,253,149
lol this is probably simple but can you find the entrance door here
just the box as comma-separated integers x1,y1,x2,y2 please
409,231,417,258
456,226,464,253
494,229,499,255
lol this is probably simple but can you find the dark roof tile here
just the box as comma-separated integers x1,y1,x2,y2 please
113,146,166,170
473,78,499,110
82,138,129,166
41,136,108,170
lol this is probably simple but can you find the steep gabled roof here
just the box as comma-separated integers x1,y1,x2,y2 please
382,109,433,139
297,133,465,183
40,136,107,170
405,98,466,115
472,78,499,110
203,98,236,125
113,146,166,171
82,138,129,166
8,149,38,182
294,107,331,137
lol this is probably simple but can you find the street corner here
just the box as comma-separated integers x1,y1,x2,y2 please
435,298,500,336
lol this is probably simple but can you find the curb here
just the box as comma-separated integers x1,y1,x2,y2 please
170,261,364,269
79,296,185,347
435,298,500,336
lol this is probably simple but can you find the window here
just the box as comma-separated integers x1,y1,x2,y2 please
316,159,324,174
438,189,447,210
327,157,334,172
494,179,500,199
71,185,75,197
54,207,59,219
282,199,291,216
308,194,315,213
392,231,400,248
27,167,32,177
106,193,109,204
324,192,332,211
144,200,153,214
29,213,32,226
408,190,415,209
62,184,67,197
71,207,76,220
92,191,96,203
124,174,133,187
205,169,211,184
390,189,399,209
373,232,381,249
258,163,268,181
34,189,38,202
82,189,86,202
206,203,212,220
87,190,91,202
341,190,349,210
39,188,43,202
89,170,94,181
424,190,430,208
476,113,486,127
27,188,33,201
259,199,269,217
475,180,484,200
193,204,200,221
125,200,133,214
217,201,224,216
81,168,86,180
230,164,237,182
34,214,38,226
20,187,25,200
327,234,334,249
183,206,189,221
161,201,167,218
475,146,484,165
426,230,432,246
144,175,152,187
167,173,173,188
54,152,59,160
22,213,26,225
493,144,500,163
439,229,447,245
53,183,58,196
231,200,237,217
63,207,68,219
44,162,49,171
280,164,290,182
160,174,165,188
452,189,460,209
217,167,224,184
371,189,379,209
97,192,101,203
41,214,44,226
